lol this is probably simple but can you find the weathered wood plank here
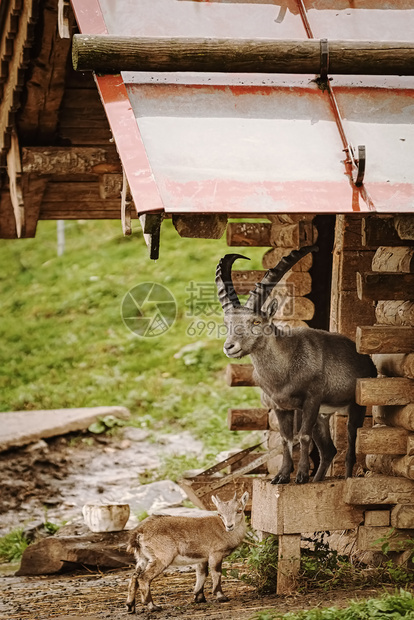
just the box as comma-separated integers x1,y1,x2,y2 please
373,354,414,379
39,202,123,219
365,454,414,480
364,510,390,527
356,378,414,406
227,408,269,431
373,404,414,432
22,147,121,175
72,35,414,76
277,534,301,595
356,426,410,455
344,475,414,505
356,326,414,354
391,504,414,529
372,247,414,273
225,364,255,387
375,302,414,327
357,526,414,552
251,478,364,536
227,222,271,247
357,272,414,301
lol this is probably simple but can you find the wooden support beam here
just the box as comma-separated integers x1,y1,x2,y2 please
357,378,414,406
277,534,301,596
172,214,227,239
356,326,414,354
366,454,414,480
364,510,390,527
138,213,164,261
227,222,271,247
357,272,414,301
251,479,364,536
229,453,267,475
373,404,414,432
375,302,414,327
72,35,414,76
225,364,255,387
269,221,317,249
262,247,313,271
356,426,410,456
6,129,24,237
58,0,70,39
391,504,414,529
227,408,269,431
232,271,312,297
22,147,122,175
372,354,414,379
394,215,414,241
344,475,414,506
357,526,414,552
121,170,132,236
372,247,414,273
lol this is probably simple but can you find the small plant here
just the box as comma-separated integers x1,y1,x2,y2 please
88,415,126,435
0,528,29,563
44,521,60,535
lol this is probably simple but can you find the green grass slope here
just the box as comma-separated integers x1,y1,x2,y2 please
0,219,264,457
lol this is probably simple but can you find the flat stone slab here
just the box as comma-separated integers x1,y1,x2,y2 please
0,406,130,452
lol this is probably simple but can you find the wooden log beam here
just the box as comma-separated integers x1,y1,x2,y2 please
372,247,414,273
357,526,414,552
356,426,410,456
356,378,414,407
375,301,414,327
366,453,414,480
227,222,271,247
22,147,122,175
227,408,269,431
229,453,267,475
391,505,414,529
394,215,414,241
344,475,414,505
362,216,413,248
72,35,414,76
372,354,414,379
172,214,227,239
373,404,414,432
277,534,301,596
357,272,414,301
225,364,255,387
232,270,312,297
356,326,414,354
262,247,313,271
364,510,390,527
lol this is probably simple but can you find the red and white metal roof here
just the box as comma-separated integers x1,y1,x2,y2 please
70,0,414,214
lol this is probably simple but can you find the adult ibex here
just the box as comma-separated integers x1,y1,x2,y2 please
216,245,376,484
126,492,249,613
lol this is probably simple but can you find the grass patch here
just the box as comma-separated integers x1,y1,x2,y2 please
0,219,265,461
250,589,414,619
0,528,29,562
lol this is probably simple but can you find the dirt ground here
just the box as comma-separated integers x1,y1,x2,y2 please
0,563,394,620
0,431,405,619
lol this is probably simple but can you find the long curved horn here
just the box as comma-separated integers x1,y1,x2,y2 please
244,245,319,314
215,254,250,313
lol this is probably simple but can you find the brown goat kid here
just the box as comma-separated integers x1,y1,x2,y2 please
126,492,249,613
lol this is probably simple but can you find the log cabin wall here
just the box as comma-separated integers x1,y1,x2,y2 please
0,0,123,239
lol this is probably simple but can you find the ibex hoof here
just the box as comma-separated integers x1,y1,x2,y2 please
217,595,229,603
194,593,207,604
295,472,309,484
270,474,290,485
126,602,135,614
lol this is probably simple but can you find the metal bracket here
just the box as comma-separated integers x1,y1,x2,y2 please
320,38,329,81
351,144,366,187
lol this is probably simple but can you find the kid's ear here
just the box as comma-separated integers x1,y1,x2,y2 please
266,298,278,320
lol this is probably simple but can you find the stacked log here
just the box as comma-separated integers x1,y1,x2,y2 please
355,215,414,525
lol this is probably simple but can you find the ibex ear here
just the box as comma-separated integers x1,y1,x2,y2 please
240,491,249,507
211,495,218,509
266,298,278,320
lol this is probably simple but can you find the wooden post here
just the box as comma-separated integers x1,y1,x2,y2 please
72,35,414,76
277,534,301,595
